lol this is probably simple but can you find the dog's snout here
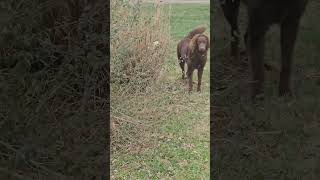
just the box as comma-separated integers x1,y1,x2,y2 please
199,44,206,52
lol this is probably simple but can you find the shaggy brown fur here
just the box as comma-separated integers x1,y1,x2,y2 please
177,26,210,93
177,26,207,79
177,39,190,79
186,33,210,93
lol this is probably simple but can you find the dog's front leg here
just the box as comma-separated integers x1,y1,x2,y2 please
279,18,300,97
197,67,204,92
247,20,268,99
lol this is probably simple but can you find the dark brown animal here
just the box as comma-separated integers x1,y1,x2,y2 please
177,26,206,79
220,0,309,99
177,26,210,93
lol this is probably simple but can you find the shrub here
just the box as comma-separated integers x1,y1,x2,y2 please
110,0,170,151
110,0,170,93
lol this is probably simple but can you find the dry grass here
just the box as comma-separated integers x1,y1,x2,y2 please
110,0,170,153
111,0,170,93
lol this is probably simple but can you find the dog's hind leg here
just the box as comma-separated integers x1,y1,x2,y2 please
220,0,240,62
177,48,185,79
242,27,249,56
187,65,194,93
279,18,300,97
179,61,185,79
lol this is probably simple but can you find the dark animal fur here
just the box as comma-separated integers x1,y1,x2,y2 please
177,26,206,79
177,26,210,93
220,0,309,98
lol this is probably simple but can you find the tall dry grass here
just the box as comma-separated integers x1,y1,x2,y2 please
110,0,171,151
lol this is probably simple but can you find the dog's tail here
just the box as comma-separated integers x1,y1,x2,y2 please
185,26,206,39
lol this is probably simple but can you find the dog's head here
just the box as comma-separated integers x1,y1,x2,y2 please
189,34,210,54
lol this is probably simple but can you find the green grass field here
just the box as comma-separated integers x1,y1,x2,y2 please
212,1,320,179
111,4,210,179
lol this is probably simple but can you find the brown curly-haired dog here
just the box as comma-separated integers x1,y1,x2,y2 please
177,26,210,93
187,33,210,93
177,26,206,79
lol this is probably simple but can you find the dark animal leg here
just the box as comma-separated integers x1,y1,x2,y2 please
241,27,249,58
279,18,300,96
187,65,194,93
239,28,249,63
197,67,204,92
244,28,249,50
179,61,185,79
220,0,240,62
177,47,184,79
247,18,268,99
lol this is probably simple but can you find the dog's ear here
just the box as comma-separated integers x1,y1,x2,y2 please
189,34,200,53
